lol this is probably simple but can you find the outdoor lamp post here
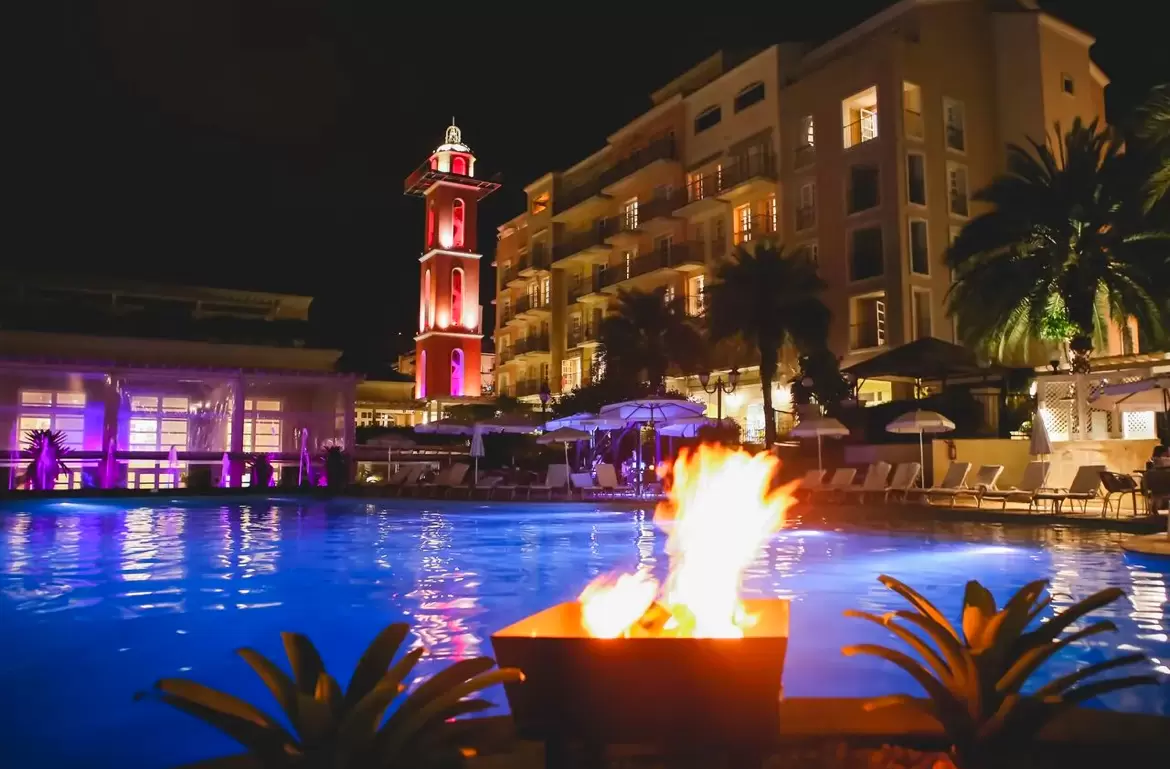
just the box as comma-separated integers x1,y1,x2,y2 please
698,368,740,420
539,379,551,414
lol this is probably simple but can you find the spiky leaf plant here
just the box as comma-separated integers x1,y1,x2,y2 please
844,575,1157,768
22,428,71,490
138,623,523,769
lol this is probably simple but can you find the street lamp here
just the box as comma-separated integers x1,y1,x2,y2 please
698,367,740,420
539,379,551,414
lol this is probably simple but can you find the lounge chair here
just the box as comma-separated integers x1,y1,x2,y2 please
391,465,426,497
436,463,470,497
907,461,971,505
840,462,892,503
1033,465,1105,514
978,461,1049,511
883,462,922,502
795,470,826,498
808,467,858,501
527,464,570,499
465,475,502,499
595,463,634,496
570,472,601,499
934,464,1004,507
1100,471,1141,518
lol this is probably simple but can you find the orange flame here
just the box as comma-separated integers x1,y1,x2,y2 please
578,445,796,638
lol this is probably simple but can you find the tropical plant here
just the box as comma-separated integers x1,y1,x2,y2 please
1135,83,1170,211
598,287,704,391
946,118,1168,372
22,428,71,490
843,575,1157,769
789,347,852,417
138,622,522,769
705,244,830,447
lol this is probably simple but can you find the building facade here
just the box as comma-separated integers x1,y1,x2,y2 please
493,0,1118,433
405,123,499,407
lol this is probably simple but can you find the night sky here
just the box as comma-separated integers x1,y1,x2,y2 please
14,1,1166,368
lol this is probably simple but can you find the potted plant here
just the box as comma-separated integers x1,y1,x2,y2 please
138,623,522,768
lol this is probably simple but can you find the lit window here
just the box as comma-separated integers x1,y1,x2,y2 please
16,390,86,452
687,274,705,317
531,191,550,215
451,267,465,326
800,115,815,147
842,86,879,148
850,293,887,350
451,155,468,175
622,198,639,231
451,199,466,248
733,204,753,245
663,285,676,305
768,195,777,234
450,349,464,397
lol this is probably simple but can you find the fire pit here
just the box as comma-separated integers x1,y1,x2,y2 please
492,446,796,749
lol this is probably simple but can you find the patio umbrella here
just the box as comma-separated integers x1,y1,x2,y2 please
1090,376,1170,413
601,399,704,495
414,418,475,435
886,409,955,483
475,413,543,434
1029,411,1052,457
470,426,485,485
789,417,850,474
657,415,724,438
544,412,597,431
538,427,590,486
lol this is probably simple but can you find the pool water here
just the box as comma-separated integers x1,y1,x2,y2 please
1,499,1167,769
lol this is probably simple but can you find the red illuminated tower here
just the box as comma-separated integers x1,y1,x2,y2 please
404,122,499,403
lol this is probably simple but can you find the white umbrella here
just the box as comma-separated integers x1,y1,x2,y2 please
790,417,850,474
475,413,543,434
577,416,627,432
414,418,475,435
470,425,486,485
544,412,597,431
1029,411,1052,457
886,409,955,483
600,398,705,424
538,427,590,484
657,415,727,438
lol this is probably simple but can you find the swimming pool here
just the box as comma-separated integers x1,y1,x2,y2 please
1,499,1167,769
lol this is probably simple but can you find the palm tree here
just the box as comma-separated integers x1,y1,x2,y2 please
705,244,830,448
1135,84,1170,211
946,118,1167,372
598,287,704,391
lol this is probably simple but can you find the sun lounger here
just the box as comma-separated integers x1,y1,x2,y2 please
526,464,570,499
1033,465,1105,514
436,463,470,497
932,464,1004,507
570,472,601,499
840,461,892,503
883,462,922,501
808,467,858,501
464,475,502,498
795,469,826,498
595,463,634,496
391,465,425,496
906,461,971,505
978,461,1049,511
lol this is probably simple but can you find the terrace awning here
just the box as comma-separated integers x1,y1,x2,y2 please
843,337,1009,382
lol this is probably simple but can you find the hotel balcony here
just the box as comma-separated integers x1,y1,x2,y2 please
849,321,886,352
904,110,924,141
568,323,601,348
674,173,728,217
512,378,546,397
718,151,778,201
795,204,816,232
496,345,515,364
599,135,680,196
518,244,550,277
513,294,551,320
843,113,879,150
601,242,705,291
552,220,615,266
732,215,778,248
793,143,816,170
637,191,685,235
513,333,551,359
499,263,521,287
567,274,603,305
552,177,611,221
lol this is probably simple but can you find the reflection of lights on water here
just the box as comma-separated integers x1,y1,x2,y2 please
408,512,483,660
634,509,656,570
964,545,1018,555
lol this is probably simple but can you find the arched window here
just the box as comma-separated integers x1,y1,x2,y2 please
451,267,464,328
451,198,466,248
422,269,433,329
450,349,464,397
427,201,438,249
418,350,427,400
451,155,468,175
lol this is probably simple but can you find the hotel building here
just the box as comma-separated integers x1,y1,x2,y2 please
492,0,1113,438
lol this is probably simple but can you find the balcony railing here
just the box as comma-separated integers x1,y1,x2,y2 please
721,151,777,190
568,324,600,348
567,274,601,303
499,264,520,284
554,135,678,215
601,243,703,288
732,215,778,246
553,219,616,262
843,113,879,149
795,205,816,231
849,321,886,351
497,346,515,364
793,143,816,169
513,378,546,397
904,110,924,140
513,333,551,356
514,294,550,315
519,245,550,273
639,190,686,223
